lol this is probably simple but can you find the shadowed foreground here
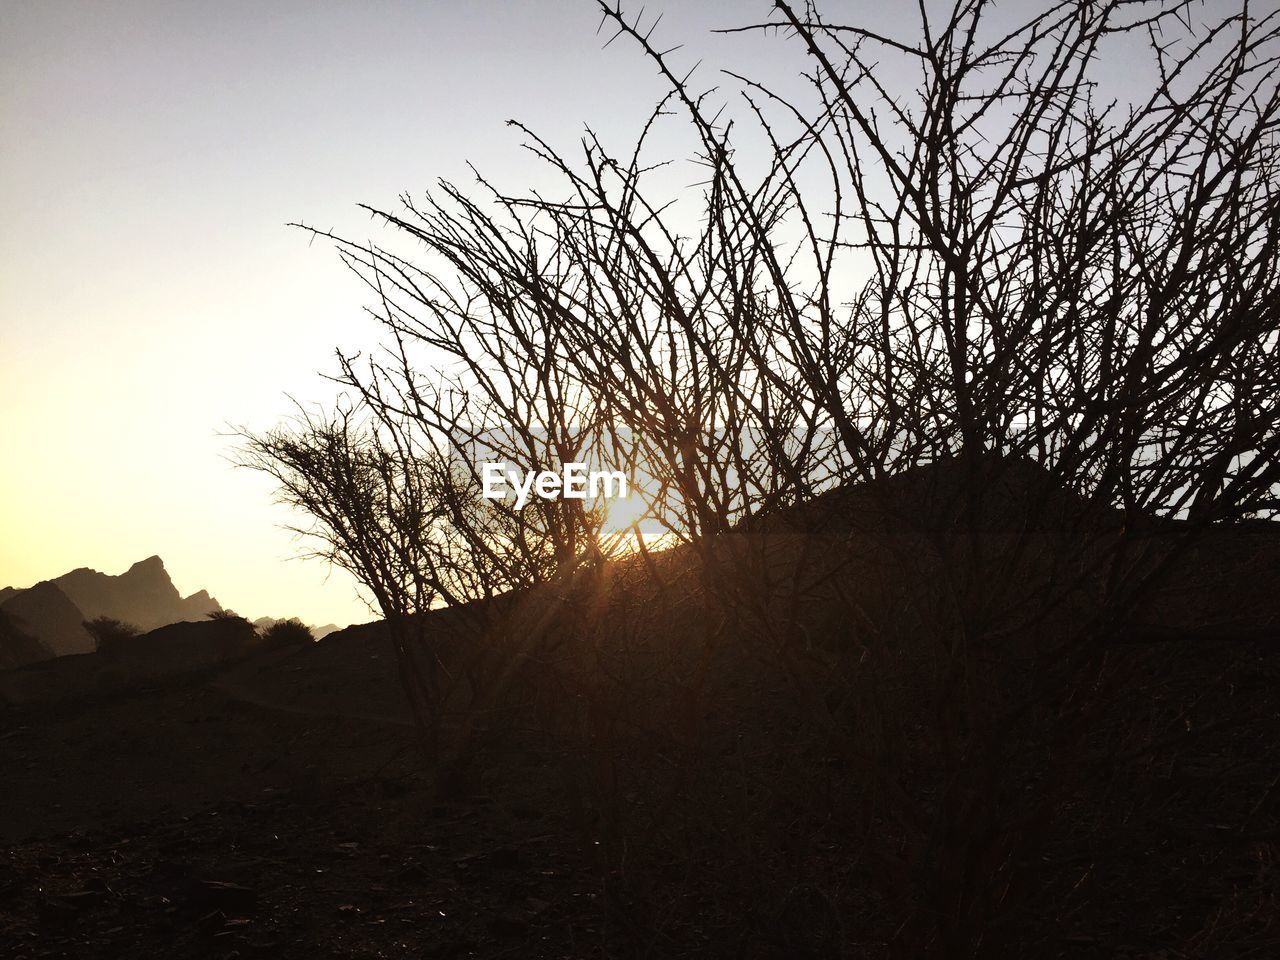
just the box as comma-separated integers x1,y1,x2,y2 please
3,469,1280,958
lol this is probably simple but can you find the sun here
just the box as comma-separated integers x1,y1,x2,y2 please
593,476,678,557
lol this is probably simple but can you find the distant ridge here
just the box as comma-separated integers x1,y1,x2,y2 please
0,557,224,668
51,555,223,630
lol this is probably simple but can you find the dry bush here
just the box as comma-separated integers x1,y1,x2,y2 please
83,616,141,656
260,617,314,648
242,0,1280,954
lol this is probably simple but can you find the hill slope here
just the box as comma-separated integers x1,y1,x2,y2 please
0,581,94,657
0,611,50,670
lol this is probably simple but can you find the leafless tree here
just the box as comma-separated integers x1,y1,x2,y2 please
242,0,1280,952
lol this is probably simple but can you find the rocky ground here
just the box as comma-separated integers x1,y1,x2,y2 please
0,678,602,960
3,506,1280,957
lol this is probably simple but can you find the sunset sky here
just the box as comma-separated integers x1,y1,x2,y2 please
1,0,1217,626
1,0,782,626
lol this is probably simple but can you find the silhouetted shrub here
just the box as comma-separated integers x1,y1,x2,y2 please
260,617,314,648
239,0,1280,952
207,609,250,624
84,616,140,656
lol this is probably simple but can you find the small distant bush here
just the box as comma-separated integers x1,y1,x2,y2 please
207,609,250,624
261,617,314,648
84,616,140,655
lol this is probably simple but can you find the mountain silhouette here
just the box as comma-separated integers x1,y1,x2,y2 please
51,555,222,630
0,581,95,658
0,557,223,664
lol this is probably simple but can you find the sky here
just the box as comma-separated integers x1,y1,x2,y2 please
0,0,1236,626
0,0,784,626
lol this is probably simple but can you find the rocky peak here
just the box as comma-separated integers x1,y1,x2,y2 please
52,557,222,632
125,555,167,576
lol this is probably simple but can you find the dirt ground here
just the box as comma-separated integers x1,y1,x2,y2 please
3,514,1280,958
0,661,605,960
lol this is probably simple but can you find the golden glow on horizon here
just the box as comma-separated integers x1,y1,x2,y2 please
0,0,916,625
1,0,680,628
